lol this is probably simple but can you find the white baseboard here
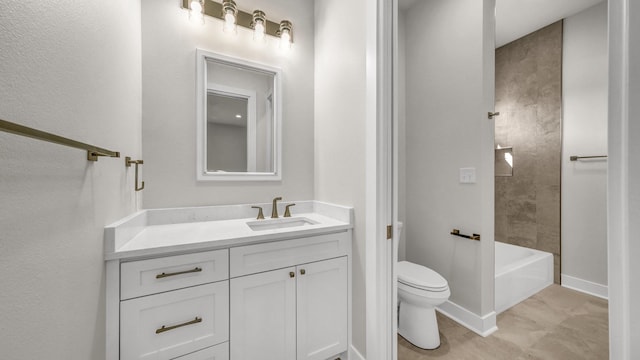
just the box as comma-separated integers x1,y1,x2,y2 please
350,344,366,360
561,274,608,300
436,300,498,337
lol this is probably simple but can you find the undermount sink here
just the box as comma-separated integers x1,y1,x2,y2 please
247,217,318,231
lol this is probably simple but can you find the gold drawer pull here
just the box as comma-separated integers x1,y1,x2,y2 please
289,271,295,278
156,317,202,334
156,267,202,279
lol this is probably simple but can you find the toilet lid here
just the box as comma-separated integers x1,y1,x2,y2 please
397,261,448,291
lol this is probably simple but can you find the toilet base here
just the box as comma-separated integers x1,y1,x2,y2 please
398,301,441,350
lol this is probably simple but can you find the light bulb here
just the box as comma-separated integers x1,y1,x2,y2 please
254,20,265,41
190,0,202,13
278,20,293,50
221,0,237,34
224,10,236,33
280,30,291,49
189,0,204,24
252,10,267,43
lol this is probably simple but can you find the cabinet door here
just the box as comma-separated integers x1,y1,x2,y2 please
230,268,296,360
296,257,348,360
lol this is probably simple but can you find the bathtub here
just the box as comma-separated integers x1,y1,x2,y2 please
495,241,553,313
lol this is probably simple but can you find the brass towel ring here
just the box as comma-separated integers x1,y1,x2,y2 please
125,157,145,191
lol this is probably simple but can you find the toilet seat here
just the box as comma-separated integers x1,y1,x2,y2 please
397,261,448,292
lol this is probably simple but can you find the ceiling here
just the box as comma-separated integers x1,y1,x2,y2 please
495,0,605,47
207,93,248,127
398,0,605,48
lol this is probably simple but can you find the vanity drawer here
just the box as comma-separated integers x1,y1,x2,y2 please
121,282,229,360
121,250,228,300
230,232,350,277
172,342,229,360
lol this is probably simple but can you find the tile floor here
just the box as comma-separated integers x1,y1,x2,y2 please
398,285,609,360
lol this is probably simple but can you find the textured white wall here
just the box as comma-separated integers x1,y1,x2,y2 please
141,0,314,208
561,3,608,287
404,0,495,316
0,0,141,359
314,0,368,355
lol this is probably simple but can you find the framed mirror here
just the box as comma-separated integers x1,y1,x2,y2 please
196,49,282,181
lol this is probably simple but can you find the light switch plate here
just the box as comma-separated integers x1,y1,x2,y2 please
459,167,477,183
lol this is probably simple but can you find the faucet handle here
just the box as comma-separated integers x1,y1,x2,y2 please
284,203,296,218
251,206,265,220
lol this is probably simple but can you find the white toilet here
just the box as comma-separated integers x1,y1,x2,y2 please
397,260,450,349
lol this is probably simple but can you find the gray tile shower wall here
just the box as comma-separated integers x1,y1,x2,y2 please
495,21,563,283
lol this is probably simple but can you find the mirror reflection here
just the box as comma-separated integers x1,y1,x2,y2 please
197,49,281,181
207,91,251,172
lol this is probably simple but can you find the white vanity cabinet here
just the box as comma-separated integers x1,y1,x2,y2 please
229,233,350,360
105,202,353,360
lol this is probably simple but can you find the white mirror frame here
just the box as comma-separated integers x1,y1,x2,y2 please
196,49,282,181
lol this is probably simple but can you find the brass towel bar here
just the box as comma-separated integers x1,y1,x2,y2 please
451,229,480,241
0,118,120,161
1,119,145,191
570,155,608,161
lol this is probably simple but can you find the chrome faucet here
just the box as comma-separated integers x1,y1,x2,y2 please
271,197,282,218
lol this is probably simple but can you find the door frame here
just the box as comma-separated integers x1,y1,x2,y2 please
364,0,396,359
366,1,635,359
607,0,633,358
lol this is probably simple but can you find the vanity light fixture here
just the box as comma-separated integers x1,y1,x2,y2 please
189,0,205,24
181,0,294,46
251,10,266,42
222,0,238,33
278,20,293,49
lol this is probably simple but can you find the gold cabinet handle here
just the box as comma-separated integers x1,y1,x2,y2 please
155,317,202,334
289,271,295,278
300,269,306,275
156,267,202,279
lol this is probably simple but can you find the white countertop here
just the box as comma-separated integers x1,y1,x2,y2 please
105,201,353,260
